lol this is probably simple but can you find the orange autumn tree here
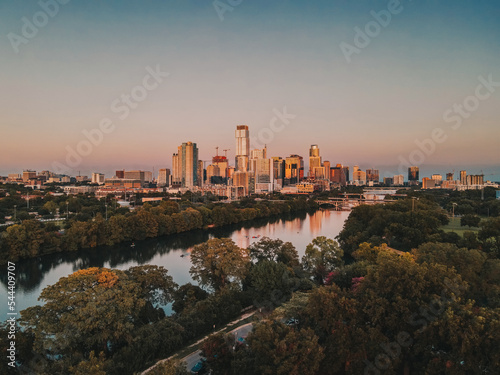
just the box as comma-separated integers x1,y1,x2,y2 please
20,266,177,373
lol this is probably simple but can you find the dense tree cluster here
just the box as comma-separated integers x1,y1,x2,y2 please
0,196,317,264
8,194,500,374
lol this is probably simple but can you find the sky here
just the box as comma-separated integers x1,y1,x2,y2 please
1,0,499,180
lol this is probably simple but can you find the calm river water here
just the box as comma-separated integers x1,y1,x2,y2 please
0,209,350,320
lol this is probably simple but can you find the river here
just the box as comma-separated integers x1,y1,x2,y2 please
0,209,350,320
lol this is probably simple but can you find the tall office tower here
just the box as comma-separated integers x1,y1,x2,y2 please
460,170,467,185
249,146,267,173
446,172,454,181
173,142,199,188
172,153,181,186
353,170,367,185
366,169,380,183
115,170,125,179
144,171,153,183
206,165,220,184
213,156,228,179
323,161,331,181
272,157,285,190
124,170,146,185
285,155,304,185
235,125,250,172
158,168,170,187
431,174,443,181
408,166,420,183
197,160,204,187
393,174,404,186
91,173,105,185
309,145,321,178
331,164,348,186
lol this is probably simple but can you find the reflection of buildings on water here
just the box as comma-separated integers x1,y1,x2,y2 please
284,217,305,234
309,210,330,235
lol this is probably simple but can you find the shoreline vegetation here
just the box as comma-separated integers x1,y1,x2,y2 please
0,195,319,265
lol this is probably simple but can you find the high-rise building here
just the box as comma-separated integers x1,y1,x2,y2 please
446,172,454,181
408,166,420,183
331,164,349,186
431,174,443,181
91,173,105,185
309,145,321,178
460,170,467,185
353,170,366,186
366,169,380,183
235,125,250,172
206,165,220,184
172,142,199,188
22,170,36,182
250,147,273,193
213,156,228,179
158,169,170,187
197,160,204,187
172,153,181,186
323,161,331,181
116,170,125,179
285,155,304,185
393,174,404,186
272,157,285,190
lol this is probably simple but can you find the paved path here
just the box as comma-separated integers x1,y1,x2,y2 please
141,310,256,374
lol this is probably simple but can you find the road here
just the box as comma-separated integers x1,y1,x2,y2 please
141,310,256,374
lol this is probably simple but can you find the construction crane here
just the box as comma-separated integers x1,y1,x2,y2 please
223,149,230,158
215,147,219,157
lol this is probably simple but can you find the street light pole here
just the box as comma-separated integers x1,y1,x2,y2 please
14,205,17,221
452,203,457,218
66,201,69,220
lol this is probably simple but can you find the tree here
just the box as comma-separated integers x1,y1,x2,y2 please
460,214,481,228
201,333,233,375
189,238,250,291
172,283,209,314
148,359,189,375
248,237,299,267
248,260,294,308
20,268,149,370
302,236,343,284
247,320,324,375
69,351,107,375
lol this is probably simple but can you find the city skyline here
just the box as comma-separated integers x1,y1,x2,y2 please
1,1,499,178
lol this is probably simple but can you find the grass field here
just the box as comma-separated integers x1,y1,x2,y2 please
440,217,481,237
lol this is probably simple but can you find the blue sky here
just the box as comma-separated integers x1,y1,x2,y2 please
1,0,499,179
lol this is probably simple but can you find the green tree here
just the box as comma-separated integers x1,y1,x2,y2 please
248,260,294,308
460,214,481,228
189,238,250,291
302,236,344,284
248,237,299,267
247,320,324,375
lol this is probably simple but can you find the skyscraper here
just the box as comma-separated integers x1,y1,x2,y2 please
235,125,249,172
172,142,199,188
408,166,420,183
460,170,467,185
309,145,321,178
158,169,170,187
285,155,304,185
